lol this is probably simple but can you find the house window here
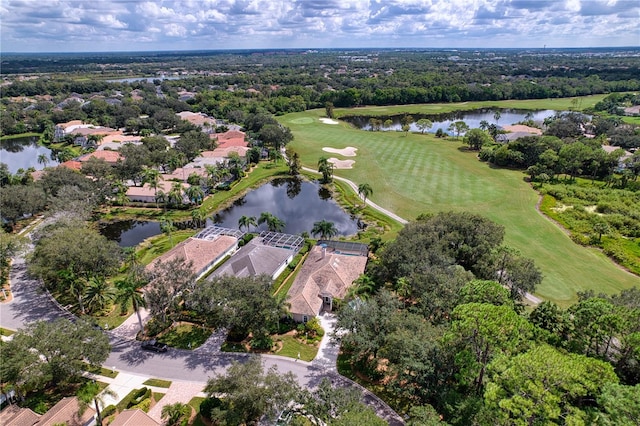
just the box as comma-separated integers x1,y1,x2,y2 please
303,315,308,323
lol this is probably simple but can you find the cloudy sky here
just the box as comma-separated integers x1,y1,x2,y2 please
1,0,638,52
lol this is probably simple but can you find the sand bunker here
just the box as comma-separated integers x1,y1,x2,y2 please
502,124,542,135
320,118,339,125
328,158,355,169
322,146,358,157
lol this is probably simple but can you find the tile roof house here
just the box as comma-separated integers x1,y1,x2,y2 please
162,167,209,182
59,160,83,171
78,150,123,165
0,404,41,426
36,396,95,426
214,129,247,148
176,111,216,133
146,234,239,279
110,409,160,426
126,180,190,204
189,146,249,167
213,236,298,280
286,243,368,323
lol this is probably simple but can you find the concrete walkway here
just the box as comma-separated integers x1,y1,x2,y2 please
301,166,409,225
84,370,207,421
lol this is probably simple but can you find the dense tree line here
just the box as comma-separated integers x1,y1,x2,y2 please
3,49,640,136
335,212,640,425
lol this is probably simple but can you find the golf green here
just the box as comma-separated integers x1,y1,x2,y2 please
280,106,639,307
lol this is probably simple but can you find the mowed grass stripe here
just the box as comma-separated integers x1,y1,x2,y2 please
281,107,639,306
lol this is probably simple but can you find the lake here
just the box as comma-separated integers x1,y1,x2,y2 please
101,178,360,247
211,178,360,236
99,220,162,247
0,136,58,174
342,108,558,134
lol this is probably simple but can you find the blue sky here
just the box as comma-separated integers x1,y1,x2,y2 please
1,0,638,52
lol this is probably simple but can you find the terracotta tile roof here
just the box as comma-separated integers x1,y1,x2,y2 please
214,238,294,279
29,170,47,181
146,235,238,277
162,167,208,182
59,160,83,171
216,130,246,141
69,127,117,137
126,180,188,198
287,245,367,317
110,409,160,426
176,111,216,128
100,134,142,145
216,137,248,148
78,150,122,164
57,120,84,129
200,146,249,158
36,396,95,426
0,404,41,426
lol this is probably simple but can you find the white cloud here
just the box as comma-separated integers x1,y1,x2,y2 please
0,0,637,52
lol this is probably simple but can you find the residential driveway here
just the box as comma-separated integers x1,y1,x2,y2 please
2,237,404,425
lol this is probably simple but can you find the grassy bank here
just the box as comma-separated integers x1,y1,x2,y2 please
0,132,41,141
332,94,611,118
280,99,639,307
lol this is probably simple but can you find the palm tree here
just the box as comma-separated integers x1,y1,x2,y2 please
58,266,87,314
142,167,161,208
493,110,502,125
258,212,285,232
161,402,192,426
114,277,147,333
357,183,373,206
346,274,375,301
191,208,207,228
287,151,300,176
185,185,205,205
160,216,176,247
77,381,118,426
37,154,49,167
238,215,257,232
317,157,333,184
479,120,490,131
83,276,117,314
168,182,184,206
311,220,338,240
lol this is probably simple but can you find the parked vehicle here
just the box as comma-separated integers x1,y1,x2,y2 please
141,339,168,353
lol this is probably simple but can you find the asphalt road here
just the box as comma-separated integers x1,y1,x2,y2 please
1,250,405,425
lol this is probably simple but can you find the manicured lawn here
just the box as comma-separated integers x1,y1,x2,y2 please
84,363,119,379
157,323,212,349
188,396,207,426
137,229,195,266
143,378,172,388
280,99,640,307
275,334,318,362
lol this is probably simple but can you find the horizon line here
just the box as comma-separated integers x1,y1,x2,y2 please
3,46,640,55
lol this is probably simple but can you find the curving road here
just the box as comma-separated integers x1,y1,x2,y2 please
1,250,404,425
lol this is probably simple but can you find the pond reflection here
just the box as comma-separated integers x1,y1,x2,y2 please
0,136,58,173
342,108,558,134
99,220,162,247
211,178,359,236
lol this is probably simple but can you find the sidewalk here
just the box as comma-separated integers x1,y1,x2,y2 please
84,370,207,420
